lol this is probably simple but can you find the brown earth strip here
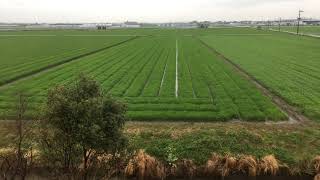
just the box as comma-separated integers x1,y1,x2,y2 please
0,36,139,87
197,37,309,123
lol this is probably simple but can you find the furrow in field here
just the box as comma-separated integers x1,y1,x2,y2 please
0,36,138,87
180,37,210,98
138,48,168,97
0,33,288,121
177,41,195,98
3,40,134,96
206,65,241,119
119,46,163,97
157,54,169,96
0,36,143,97
200,33,320,120
94,45,151,87
198,37,308,122
124,48,165,97
142,49,170,97
250,60,320,106
159,49,176,97
0,38,154,117
104,40,160,94
0,48,87,73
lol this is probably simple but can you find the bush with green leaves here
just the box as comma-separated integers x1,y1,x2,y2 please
39,74,128,174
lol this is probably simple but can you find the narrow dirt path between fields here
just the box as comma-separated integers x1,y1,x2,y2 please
0,36,139,88
197,37,309,123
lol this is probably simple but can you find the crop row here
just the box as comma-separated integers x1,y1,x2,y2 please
0,35,286,121
0,36,130,85
176,37,286,120
200,33,320,119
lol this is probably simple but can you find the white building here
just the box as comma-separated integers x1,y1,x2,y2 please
122,21,141,28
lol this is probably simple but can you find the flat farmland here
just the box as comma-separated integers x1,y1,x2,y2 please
0,31,133,85
271,25,320,36
1,28,319,121
200,30,320,120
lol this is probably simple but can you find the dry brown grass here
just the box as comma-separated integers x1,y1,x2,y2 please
221,155,237,177
169,159,197,178
238,155,257,176
204,153,221,176
314,156,320,174
204,154,244,177
179,159,197,178
124,149,165,180
258,155,279,175
0,150,16,174
124,159,135,177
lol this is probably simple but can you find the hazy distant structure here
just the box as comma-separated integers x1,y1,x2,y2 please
97,23,112,30
123,21,141,28
158,22,198,28
302,19,320,25
198,21,210,28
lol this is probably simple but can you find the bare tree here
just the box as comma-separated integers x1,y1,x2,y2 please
11,91,33,180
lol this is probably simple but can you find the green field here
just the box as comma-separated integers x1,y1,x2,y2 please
271,25,320,36
0,28,319,121
200,32,320,119
0,33,132,85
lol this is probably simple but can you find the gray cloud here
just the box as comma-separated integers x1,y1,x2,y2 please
215,0,300,7
0,0,318,23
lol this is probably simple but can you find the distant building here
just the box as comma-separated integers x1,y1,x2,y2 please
48,23,84,29
123,21,141,28
302,19,320,25
198,21,210,28
97,23,112,30
158,22,198,28
111,23,122,28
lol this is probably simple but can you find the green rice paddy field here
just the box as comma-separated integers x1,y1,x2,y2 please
0,28,319,121
272,25,320,36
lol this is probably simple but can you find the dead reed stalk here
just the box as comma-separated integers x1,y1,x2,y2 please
221,155,237,177
258,155,279,176
238,155,257,176
204,153,221,176
124,149,165,180
314,156,320,174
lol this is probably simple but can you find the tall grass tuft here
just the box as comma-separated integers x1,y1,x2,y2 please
238,155,257,176
204,153,221,176
221,155,237,177
125,149,165,180
258,155,279,175
314,156,320,174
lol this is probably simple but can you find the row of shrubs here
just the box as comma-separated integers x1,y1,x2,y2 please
125,150,320,180
1,148,320,179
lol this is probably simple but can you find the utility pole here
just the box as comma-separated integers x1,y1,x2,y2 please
297,10,304,35
278,18,281,32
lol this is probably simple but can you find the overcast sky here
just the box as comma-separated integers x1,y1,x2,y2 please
0,0,319,23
